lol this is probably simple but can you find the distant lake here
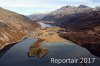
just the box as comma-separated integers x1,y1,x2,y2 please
38,22,56,28
0,22,100,66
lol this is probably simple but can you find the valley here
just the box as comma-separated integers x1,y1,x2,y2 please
0,22,100,66
0,4,100,66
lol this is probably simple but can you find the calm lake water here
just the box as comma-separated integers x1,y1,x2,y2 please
0,22,100,66
38,22,55,28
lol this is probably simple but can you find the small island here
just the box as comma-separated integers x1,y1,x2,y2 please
28,27,69,58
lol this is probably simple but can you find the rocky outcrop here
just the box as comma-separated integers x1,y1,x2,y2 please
0,7,39,49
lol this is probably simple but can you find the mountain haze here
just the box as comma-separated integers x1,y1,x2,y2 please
27,14,47,20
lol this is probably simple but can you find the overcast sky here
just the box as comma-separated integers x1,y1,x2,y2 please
0,0,100,15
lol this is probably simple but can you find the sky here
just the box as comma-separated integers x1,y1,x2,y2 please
0,0,100,15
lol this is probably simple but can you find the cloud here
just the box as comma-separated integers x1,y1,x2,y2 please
0,0,100,15
0,0,65,8
0,0,100,8
66,0,100,7
67,0,92,3
0,0,35,7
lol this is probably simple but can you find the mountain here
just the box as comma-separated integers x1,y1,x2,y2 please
78,5,89,8
41,5,100,57
0,7,39,49
27,14,47,20
41,5,92,21
41,5,100,31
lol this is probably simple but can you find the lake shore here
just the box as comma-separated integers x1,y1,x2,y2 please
58,32,100,57
0,35,28,57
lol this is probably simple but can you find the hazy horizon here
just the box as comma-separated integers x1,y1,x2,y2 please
0,0,100,15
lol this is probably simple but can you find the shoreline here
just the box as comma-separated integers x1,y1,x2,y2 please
0,35,28,51
58,32,100,57
0,35,28,57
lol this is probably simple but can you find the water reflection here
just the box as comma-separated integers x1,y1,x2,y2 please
0,22,100,66
0,38,100,66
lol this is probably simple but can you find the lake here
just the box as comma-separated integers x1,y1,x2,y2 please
38,22,56,28
0,22,100,66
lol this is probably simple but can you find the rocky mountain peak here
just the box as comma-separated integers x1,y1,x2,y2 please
94,6,100,11
78,5,89,8
60,5,76,10
65,5,73,8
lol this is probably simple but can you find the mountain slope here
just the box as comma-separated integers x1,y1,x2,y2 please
42,5,92,21
0,7,39,49
41,5,100,57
